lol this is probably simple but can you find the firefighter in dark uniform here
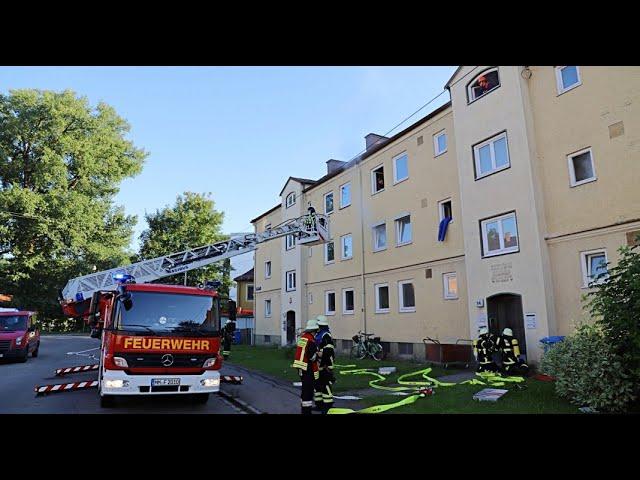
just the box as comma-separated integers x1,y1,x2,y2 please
473,327,498,372
292,318,320,415
313,315,335,414
221,299,236,360
497,327,529,376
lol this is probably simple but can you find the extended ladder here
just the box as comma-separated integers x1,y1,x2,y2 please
61,211,329,302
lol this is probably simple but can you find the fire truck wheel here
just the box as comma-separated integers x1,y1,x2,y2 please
100,394,117,408
32,342,40,358
193,393,210,404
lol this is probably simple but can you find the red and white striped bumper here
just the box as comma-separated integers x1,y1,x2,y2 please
35,381,98,395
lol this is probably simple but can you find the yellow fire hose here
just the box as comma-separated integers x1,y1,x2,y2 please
328,366,524,414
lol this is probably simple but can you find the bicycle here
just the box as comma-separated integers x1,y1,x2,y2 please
350,331,385,361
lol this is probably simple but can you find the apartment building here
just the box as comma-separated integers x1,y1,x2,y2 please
250,66,640,363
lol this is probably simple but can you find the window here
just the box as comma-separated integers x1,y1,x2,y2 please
285,234,296,250
568,147,596,187
555,66,581,94
341,234,353,260
246,284,254,301
398,342,414,355
375,283,390,313
286,270,296,292
581,250,609,287
343,289,355,314
340,182,351,208
393,152,409,184
473,132,510,179
395,215,412,246
371,165,385,194
308,292,313,304
324,241,335,264
443,273,458,299
325,291,336,315
372,222,387,252
439,199,453,223
285,192,296,208
264,261,272,279
434,130,447,156
481,212,519,257
264,299,272,317
324,191,334,214
398,280,416,312
467,68,500,103
264,335,271,344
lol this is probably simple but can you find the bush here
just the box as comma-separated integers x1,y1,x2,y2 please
585,244,640,389
540,323,636,412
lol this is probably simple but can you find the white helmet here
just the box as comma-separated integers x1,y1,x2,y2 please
304,318,319,331
316,315,329,326
503,328,513,336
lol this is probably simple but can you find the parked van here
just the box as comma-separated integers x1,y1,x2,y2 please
0,310,40,361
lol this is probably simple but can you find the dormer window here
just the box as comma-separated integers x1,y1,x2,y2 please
467,68,500,103
285,192,296,208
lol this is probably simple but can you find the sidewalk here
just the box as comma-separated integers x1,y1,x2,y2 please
220,362,366,414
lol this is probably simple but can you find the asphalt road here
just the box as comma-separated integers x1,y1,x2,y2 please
0,335,241,414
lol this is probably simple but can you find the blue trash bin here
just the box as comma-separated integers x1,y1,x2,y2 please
234,330,242,345
540,335,565,353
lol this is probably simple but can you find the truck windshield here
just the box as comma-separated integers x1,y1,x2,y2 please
114,292,220,334
0,315,28,331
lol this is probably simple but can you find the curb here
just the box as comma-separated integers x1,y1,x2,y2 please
218,390,264,414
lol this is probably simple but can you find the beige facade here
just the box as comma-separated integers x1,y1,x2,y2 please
250,66,640,364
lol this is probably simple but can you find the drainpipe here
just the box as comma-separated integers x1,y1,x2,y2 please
357,158,367,335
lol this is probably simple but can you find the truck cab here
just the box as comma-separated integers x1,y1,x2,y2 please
83,282,223,407
0,310,40,362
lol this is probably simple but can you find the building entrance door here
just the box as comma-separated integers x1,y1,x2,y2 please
487,293,527,356
286,310,296,345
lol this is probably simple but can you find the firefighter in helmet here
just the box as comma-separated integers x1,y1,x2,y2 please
221,299,237,360
473,327,498,372
497,328,529,376
292,318,320,415
313,315,335,414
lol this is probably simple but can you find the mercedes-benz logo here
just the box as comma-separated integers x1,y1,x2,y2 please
161,354,174,367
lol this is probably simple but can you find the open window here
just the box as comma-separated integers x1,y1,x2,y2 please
581,249,608,287
568,147,596,187
371,165,385,194
437,199,453,242
467,68,500,103
325,290,336,315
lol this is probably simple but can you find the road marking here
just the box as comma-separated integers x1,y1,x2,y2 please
66,347,99,355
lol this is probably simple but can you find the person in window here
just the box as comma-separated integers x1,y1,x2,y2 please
473,74,496,98
504,232,517,248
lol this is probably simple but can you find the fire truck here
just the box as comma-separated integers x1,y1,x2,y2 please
57,209,329,407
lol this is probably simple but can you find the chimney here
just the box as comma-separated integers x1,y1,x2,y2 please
365,133,389,151
326,159,346,174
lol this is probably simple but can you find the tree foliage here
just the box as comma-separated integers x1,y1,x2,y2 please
138,192,232,295
585,242,640,390
0,89,146,319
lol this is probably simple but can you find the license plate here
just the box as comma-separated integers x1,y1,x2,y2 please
151,378,180,386
0,354,3,358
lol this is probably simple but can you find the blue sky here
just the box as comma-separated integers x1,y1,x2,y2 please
0,66,456,250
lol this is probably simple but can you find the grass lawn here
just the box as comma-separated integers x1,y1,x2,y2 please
358,380,579,414
229,344,461,393
228,344,579,413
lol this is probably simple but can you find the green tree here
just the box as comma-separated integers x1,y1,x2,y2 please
585,242,640,392
139,192,232,295
0,89,146,321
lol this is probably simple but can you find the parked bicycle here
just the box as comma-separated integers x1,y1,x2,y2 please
350,331,384,361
